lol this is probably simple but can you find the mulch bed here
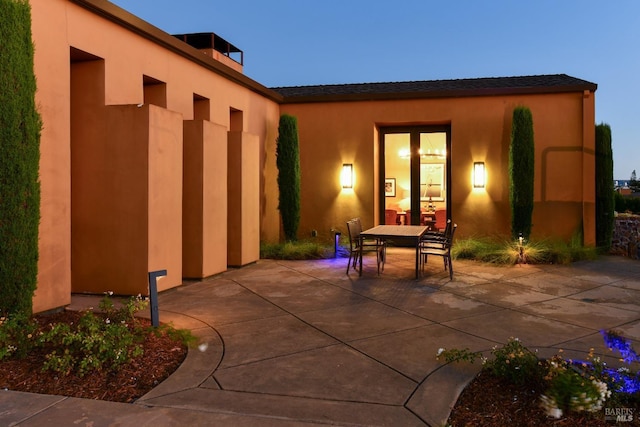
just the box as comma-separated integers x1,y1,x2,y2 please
0,310,187,403
448,370,639,426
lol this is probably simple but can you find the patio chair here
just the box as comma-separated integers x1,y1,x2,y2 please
385,209,398,225
433,208,447,231
422,218,451,242
420,222,457,279
346,218,385,275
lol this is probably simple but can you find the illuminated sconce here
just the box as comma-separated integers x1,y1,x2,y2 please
473,162,486,188
341,163,353,189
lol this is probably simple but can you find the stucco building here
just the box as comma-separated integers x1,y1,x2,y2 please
28,0,597,313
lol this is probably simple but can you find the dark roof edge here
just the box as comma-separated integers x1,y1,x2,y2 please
275,76,598,104
72,0,284,103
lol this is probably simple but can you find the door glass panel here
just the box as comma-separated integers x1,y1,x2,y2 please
383,129,448,226
419,132,446,212
384,133,410,224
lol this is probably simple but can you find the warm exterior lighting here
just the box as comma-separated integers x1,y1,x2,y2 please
148,269,167,327
341,163,353,189
473,162,486,188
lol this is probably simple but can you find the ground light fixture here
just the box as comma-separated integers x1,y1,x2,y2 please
341,163,353,189
148,269,167,327
332,229,342,257
473,161,486,188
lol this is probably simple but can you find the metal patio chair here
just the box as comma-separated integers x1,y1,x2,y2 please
420,222,457,279
345,218,385,275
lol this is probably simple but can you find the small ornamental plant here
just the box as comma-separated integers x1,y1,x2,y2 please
39,293,149,376
0,312,38,359
437,337,543,385
487,337,544,385
0,292,192,378
540,350,611,418
437,331,640,420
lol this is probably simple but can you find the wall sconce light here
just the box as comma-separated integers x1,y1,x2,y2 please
473,162,486,188
147,269,167,327
341,163,353,189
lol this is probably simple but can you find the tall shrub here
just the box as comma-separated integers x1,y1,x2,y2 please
0,0,42,315
276,114,301,241
509,106,535,240
595,123,614,251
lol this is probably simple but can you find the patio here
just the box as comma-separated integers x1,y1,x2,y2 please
3,251,640,426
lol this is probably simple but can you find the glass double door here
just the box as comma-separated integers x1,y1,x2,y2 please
380,126,450,226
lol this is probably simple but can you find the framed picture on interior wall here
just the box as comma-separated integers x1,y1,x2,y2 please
385,178,396,197
420,163,445,201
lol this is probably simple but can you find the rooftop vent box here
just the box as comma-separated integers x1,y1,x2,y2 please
173,32,243,72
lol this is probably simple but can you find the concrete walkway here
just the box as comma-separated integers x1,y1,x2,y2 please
2,250,640,426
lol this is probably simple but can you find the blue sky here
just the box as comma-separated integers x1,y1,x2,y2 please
110,0,639,179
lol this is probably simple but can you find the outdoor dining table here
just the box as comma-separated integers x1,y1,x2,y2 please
359,224,429,279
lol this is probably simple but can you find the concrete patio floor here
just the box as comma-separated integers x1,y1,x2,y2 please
2,249,639,426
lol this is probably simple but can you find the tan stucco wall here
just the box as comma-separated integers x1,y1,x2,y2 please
27,0,594,313
228,132,261,266
31,0,73,313
280,91,596,244
30,0,280,312
183,120,229,278
71,98,183,295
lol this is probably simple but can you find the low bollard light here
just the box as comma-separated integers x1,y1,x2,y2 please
148,269,167,327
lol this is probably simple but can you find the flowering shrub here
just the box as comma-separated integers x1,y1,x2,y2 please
602,329,640,366
486,337,543,385
0,312,39,360
540,352,610,418
0,293,154,377
598,330,640,412
99,291,149,326
437,332,640,420
437,337,543,385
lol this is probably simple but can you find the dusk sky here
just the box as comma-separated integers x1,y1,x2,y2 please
110,0,639,180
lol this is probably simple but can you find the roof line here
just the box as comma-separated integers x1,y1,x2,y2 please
273,74,598,104
71,0,284,103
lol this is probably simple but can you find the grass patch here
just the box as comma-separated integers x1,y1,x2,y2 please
260,240,338,260
452,236,598,265
261,235,598,264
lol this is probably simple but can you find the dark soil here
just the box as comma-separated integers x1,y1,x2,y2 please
448,370,639,426
0,310,187,403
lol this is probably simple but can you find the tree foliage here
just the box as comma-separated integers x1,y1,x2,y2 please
595,123,614,251
615,192,640,214
276,114,301,241
0,0,42,315
629,169,640,193
509,106,535,240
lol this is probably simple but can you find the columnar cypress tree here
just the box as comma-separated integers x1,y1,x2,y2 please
0,0,42,315
509,106,535,240
595,123,614,251
276,114,301,241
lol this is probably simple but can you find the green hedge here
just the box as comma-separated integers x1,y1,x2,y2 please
615,192,640,214
276,114,301,241
595,123,614,250
509,106,535,240
0,0,42,315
